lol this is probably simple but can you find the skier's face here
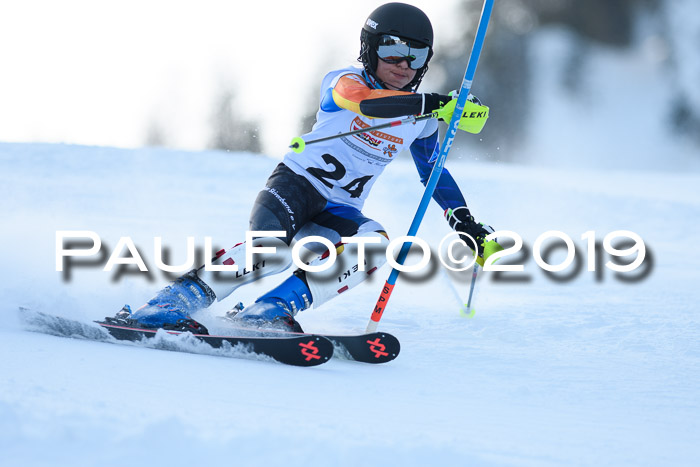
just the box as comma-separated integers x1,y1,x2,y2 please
375,58,417,90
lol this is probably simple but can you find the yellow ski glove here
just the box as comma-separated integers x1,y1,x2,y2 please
435,94,489,134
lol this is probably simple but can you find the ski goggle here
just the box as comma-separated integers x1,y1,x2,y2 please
376,34,430,70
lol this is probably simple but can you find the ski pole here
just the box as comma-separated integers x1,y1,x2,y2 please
289,113,437,153
366,0,495,333
460,263,480,318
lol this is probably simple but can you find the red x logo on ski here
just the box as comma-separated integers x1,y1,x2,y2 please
367,337,389,358
299,340,322,361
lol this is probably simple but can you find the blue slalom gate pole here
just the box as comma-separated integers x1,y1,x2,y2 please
367,0,495,333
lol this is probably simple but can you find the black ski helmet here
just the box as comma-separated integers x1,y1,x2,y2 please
359,3,434,91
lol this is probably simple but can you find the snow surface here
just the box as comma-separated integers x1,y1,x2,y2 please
1,141,699,466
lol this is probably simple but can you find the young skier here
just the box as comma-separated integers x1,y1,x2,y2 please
113,2,493,333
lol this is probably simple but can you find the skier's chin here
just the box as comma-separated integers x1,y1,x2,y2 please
384,80,408,90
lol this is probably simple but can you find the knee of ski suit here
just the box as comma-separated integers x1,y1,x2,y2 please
196,236,292,301
303,230,389,309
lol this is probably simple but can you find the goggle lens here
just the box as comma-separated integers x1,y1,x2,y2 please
376,35,430,70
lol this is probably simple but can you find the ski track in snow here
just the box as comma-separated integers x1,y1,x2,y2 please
1,141,699,467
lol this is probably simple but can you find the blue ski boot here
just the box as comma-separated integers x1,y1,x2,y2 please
230,273,311,333
112,270,215,334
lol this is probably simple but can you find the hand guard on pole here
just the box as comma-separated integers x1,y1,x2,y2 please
435,94,490,134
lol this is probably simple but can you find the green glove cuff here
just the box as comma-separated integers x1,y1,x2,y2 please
435,98,457,121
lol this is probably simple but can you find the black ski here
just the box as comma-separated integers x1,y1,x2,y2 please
220,324,400,364
20,309,333,367
96,320,333,367
323,331,400,364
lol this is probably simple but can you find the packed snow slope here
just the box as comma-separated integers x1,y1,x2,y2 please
1,142,699,466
